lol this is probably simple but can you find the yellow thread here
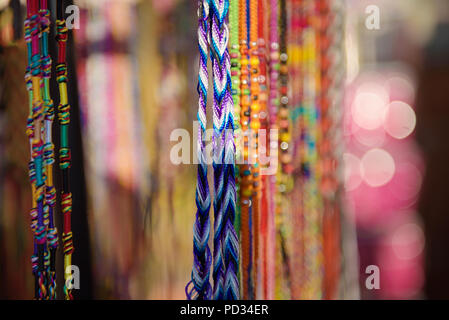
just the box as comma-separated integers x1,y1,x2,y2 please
59,83,68,105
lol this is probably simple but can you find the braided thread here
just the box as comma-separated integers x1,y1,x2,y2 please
210,0,230,300
187,0,239,300
186,0,213,300
217,0,239,299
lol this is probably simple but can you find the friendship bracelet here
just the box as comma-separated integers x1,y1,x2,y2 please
187,0,239,300
40,0,58,300
56,0,74,300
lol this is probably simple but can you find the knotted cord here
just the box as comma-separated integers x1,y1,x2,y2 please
40,0,58,300
188,0,239,300
186,0,213,300
56,0,74,300
25,0,48,300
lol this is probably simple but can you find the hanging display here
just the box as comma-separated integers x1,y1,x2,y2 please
186,0,345,300
15,0,350,300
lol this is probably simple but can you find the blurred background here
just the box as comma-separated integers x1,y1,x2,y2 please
0,0,448,299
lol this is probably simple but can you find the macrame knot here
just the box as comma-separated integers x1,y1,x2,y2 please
46,185,56,208
35,225,47,245
58,103,71,125
39,9,51,32
45,100,55,121
61,191,72,211
59,147,71,170
31,254,38,274
30,207,38,232
44,250,50,268
56,63,68,83
43,200,50,227
56,20,68,41
24,19,32,42
47,227,59,250
63,231,74,255
35,183,45,202
44,142,55,166
41,55,52,78
26,116,34,139
29,14,40,37
32,140,44,158
25,68,33,91
32,100,44,122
